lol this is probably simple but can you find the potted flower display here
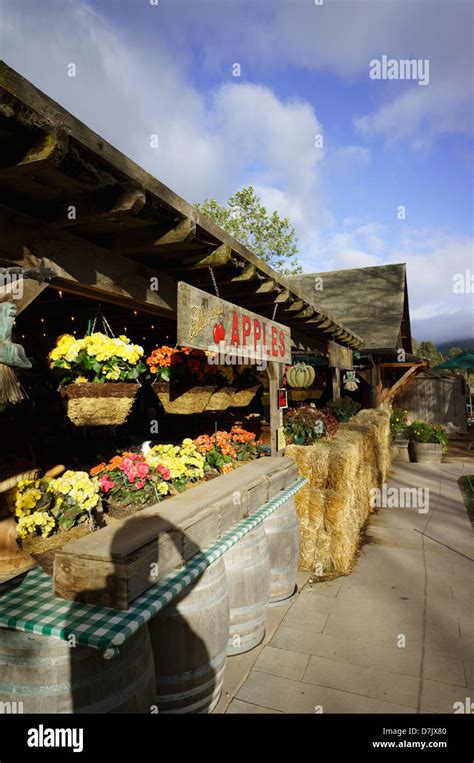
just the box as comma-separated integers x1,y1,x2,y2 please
90,451,172,518
145,439,206,491
390,408,410,462
146,346,219,414
192,432,236,474
326,397,361,423
283,404,339,445
405,421,448,463
49,332,146,426
10,471,101,574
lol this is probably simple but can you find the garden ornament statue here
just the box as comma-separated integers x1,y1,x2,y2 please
0,301,31,407
342,371,359,392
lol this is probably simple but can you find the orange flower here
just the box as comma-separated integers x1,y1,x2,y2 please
90,462,105,476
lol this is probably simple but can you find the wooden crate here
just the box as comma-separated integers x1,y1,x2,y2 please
54,458,297,610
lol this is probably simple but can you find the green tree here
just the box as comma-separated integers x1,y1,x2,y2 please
417,340,444,365
195,187,302,274
448,346,463,358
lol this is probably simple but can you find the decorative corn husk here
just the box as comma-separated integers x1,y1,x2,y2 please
0,364,25,407
152,382,216,415
230,385,261,407
59,382,139,426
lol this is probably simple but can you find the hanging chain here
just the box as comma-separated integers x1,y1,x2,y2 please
90,305,116,337
208,266,220,297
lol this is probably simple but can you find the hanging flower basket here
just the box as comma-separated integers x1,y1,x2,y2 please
230,385,261,408
205,387,235,411
59,382,139,427
152,382,216,415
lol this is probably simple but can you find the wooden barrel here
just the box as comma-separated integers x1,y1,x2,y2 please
263,497,299,603
0,626,155,713
148,558,229,713
224,524,270,655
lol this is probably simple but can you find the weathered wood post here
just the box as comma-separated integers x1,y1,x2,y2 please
268,360,284,456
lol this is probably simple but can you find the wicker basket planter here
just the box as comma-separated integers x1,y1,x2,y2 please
59,382,139,427
205,387,235,411
152,382,216,415
288,389,323,402
21,522,98,576
106,500,154,520
0,467,39,494
230,385,261,408
0,515,36,582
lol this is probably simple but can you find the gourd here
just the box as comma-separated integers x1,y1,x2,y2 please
286,363,315,389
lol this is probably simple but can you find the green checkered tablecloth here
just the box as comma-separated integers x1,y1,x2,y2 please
0,478,307,657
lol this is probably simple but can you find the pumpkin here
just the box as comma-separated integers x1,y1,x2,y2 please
286,363,315,389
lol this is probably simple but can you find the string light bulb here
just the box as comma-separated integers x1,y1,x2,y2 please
133,310,138,317
58,290,63,298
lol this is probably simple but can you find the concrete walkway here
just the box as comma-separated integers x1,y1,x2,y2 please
221,460,473,714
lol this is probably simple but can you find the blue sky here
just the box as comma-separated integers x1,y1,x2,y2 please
1,0,473,343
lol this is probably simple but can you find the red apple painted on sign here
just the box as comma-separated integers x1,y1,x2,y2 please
213,322,225,343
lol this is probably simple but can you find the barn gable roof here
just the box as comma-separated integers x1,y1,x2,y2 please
288,263,412,353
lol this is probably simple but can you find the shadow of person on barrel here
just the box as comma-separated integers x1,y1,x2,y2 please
66,514,228,714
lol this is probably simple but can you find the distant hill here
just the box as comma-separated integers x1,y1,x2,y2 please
436,338,474,355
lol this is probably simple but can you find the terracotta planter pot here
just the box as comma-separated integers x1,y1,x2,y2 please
412,442,443,463
59,382,139,427
152,382,216,415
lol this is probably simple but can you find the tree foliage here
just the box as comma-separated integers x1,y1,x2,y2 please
417,340,444,366
195,187,302,275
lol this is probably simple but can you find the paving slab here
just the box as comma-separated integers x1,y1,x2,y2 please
224,461,473,714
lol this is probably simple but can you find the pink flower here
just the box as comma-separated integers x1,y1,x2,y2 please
99,475,115,494
136,480,145,489
124,467,137,483
157,465,171,481
136,462,150,479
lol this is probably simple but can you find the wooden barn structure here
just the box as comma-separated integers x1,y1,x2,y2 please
0,62,364,458
288,263,423,409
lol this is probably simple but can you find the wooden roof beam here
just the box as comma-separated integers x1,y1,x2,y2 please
0,206,178,318
255,278,278,294
188,243,232,269
231,262,257,281
0,126,69,178
274,288,291,303
285,299,305,312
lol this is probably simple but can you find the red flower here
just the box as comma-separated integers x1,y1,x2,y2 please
99,475,115,494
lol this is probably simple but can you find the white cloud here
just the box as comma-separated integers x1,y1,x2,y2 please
1,0,471,344
301,222,474,341
187,0,474,148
